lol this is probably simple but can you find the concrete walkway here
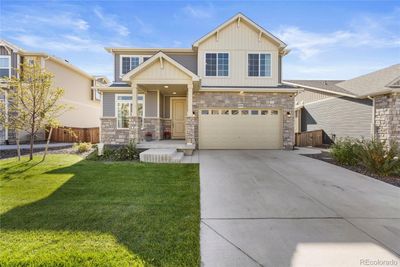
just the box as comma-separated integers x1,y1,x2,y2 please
200,150,400,267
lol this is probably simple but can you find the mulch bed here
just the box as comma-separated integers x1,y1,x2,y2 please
302,151,400,188
0,146,93,159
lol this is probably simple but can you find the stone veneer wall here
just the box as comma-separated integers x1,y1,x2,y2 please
142,118,161,140
375,93,400,143
161,119,171,139
100,117,129,144
192,92,295,149
185,117,197,145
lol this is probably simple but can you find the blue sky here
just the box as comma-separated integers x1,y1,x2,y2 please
1,0,399,81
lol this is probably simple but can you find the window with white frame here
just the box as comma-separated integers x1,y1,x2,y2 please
248,53,271,77
115,94,144,128
0,56,11,78
205,53,229,76
120,55,150,76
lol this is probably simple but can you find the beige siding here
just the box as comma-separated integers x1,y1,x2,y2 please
198,20,280,87
134,60,191,82
45,58,100,128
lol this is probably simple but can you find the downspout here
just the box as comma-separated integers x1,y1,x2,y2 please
367,96,375,139
5,90,8,143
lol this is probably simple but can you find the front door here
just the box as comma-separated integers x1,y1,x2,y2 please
171,98,186,139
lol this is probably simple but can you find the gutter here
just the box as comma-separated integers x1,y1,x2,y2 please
367,96,376,139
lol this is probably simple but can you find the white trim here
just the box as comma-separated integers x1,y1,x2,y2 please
115,93,145,129
199,87,298,93
119,54,151,77
203,51,230,78
0,55,11,78
157,90,160,118
246,52,272,78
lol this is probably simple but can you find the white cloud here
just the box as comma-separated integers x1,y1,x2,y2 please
276,11,400,60
182,4,215,19
94,7,130,36
11,34,105,52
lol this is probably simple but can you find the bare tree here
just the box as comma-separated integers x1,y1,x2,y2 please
0,63,69,160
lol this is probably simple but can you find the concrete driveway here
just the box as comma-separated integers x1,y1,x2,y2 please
200,150,400,267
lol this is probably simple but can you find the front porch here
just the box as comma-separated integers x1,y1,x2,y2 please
100,51,199,147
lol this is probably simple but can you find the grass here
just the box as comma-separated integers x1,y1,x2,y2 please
0,155,200,266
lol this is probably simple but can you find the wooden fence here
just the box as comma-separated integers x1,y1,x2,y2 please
295,129,324,147
47,127,99,144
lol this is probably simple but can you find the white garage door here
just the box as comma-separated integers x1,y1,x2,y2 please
199,109,282,149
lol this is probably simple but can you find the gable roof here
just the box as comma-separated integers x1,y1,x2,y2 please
284,80,355,97
121,51,199,82
336,64,400,97
0,39,24,53
192,13,287,49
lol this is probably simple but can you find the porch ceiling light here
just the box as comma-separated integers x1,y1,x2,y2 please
239,91,244,95
172,91,177,95
164,85,169,88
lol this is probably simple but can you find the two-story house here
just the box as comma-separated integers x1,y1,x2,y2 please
0,40,108,144
100,13,297,149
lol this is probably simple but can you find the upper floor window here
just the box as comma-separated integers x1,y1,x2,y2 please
120,55,151,76
205,53,229,77
248,53,271,77
0,56,11,78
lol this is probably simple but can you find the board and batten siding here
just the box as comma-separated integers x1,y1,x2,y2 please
301,96,372,139
113,52,197,82
197,20,280,87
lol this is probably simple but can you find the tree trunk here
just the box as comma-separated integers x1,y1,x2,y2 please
29,133,34,160
16,131,21,161
42,127,53,161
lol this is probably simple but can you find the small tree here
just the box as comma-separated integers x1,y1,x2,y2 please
0,63,69,160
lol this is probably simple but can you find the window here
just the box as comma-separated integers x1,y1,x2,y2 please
205,53,229,76
261,110,268,115
115,94,144,128
251,110,259,115
0,56,11,78
231,110,239,115
241,110,249,115
92,88,101,101
221,110,229,115
248,53,271,77
120,55,150,76
271,110,279,115
211,110,219,115
201,110,209,115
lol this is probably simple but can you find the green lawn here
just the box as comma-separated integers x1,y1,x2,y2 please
0,155,200,267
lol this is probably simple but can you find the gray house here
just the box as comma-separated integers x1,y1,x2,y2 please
285,64,400,144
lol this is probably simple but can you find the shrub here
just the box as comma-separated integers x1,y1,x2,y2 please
89,141,139,161
358,140,400,176
113,141,139,161
73,142,93,153
330,138,362,166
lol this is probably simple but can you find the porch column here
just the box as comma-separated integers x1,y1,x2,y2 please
185,82,196,146
129,83,140,143
132,83,138,116
187,83,193,117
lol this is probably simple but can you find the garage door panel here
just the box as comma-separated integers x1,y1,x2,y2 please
199,109,282,149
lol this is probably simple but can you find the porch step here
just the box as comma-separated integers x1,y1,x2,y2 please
139,148,184,163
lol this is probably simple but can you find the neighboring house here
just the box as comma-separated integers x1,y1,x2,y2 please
100,13,297,149
285,64,400,144
0,40,108,144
